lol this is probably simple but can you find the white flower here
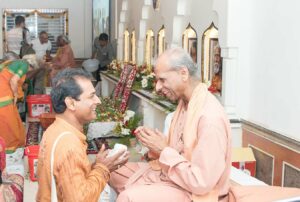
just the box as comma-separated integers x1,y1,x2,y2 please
121,128,130,135
123,110,135,122
136,73,140,78
125,110,135,118
141,78,148,88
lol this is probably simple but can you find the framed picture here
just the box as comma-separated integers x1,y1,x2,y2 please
92,0,110,41
153,0,160,10
188,38,197,63
208,38,222,80
151,35,155,58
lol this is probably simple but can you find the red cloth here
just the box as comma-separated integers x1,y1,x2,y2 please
0,137,6,172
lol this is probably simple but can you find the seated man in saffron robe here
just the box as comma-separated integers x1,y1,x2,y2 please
109,47,232,202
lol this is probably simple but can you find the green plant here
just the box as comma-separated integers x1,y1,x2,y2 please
95,97,123,122
91,97,141,138
113,110,142,138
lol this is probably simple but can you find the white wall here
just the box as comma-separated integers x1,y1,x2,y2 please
0,0,93,58
239,0,300,141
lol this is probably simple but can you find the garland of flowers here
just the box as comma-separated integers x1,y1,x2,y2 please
4,9,68,19
106,60,177,112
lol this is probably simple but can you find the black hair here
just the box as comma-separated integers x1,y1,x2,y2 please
99,33,109,41
15,16,25,25
51,68,93,114
39,31,48,36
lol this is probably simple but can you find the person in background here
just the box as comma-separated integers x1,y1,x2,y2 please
32,31,52,60
37,68,129,201
6,15,31,56
32,31,52,94
92,33,115,81
48,34,76,81
0,52,37,150
109,47,231,202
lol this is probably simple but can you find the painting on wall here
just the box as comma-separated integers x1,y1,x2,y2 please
153,0,160,10
209,38,221,79
208,38,222,94
93,0,110,40
151,36,155,59
188,38,197,63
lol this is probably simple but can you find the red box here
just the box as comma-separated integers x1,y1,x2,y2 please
232,147,256,177
27,94,52,118
25,145,40,181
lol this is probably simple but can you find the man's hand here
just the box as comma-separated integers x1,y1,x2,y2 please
94,145,129,172
135,126,168,156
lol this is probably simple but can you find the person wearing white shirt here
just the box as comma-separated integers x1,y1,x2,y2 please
6,15,31,55
32,31,52,60
32,31,52,94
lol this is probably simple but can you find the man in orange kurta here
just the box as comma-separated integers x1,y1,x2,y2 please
37,68,129,202
109,47,232,201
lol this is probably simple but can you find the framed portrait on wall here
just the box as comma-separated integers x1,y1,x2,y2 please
93,0,110,40
188,38,197,63
208,38,221,80
151,36,155,59
207,38,222,95
153,0,160,10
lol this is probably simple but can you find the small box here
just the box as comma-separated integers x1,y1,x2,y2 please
232,147,256,177
26,94,52,118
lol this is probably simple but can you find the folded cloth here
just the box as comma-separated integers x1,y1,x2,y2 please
0,173,24,202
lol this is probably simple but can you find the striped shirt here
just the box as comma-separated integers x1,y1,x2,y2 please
6,27,31,55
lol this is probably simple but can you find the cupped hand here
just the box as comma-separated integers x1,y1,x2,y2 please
95,145,129,172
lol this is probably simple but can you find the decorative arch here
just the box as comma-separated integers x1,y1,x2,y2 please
123,29,130,62
131,30,136,63
145,29,155,66
182,23,197,63
201,22,222,94
157,25,166,56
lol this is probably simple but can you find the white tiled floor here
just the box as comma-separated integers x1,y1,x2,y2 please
24,179,38,202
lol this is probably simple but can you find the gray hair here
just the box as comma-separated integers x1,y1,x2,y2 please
3,51,20,61
58,34,71,44
155,47,198,76
22,54,39,69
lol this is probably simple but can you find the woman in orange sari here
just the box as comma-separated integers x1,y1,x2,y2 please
0,52,31,150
